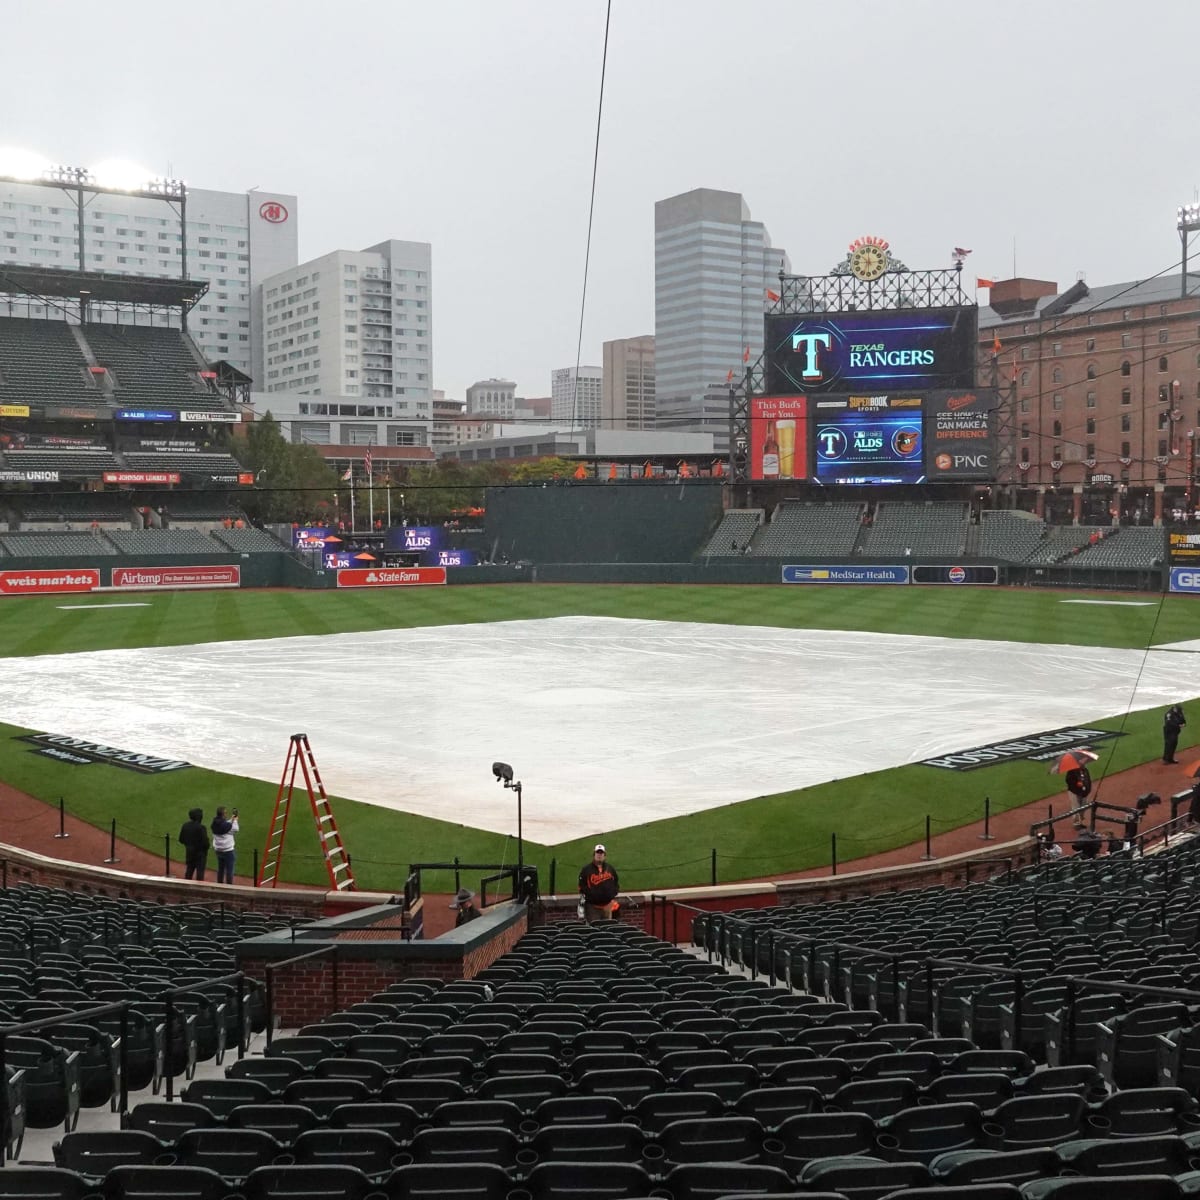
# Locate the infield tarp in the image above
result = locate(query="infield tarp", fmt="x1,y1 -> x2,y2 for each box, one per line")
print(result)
0,616 -> 1197,841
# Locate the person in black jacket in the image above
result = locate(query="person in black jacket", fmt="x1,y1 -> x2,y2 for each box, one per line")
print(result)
1164,704 -> 1186,764
450,888 -> 479,927
578,844 -> 619,923
178,808 -> 209,880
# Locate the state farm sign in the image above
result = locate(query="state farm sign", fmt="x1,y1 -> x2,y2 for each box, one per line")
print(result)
0,569 -> 100,596
111,566 -> 241,590
336,567 -> 447,588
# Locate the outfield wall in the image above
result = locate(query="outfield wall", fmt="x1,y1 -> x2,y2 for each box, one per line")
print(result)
485,480 -> 725,564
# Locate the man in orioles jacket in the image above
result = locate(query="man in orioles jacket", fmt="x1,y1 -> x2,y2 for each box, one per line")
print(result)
579,843 -> 619,923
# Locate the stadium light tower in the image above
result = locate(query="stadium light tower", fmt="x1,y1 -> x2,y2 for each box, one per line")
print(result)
1178,204 -> 1200,298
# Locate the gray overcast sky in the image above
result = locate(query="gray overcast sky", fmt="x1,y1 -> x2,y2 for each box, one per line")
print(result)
5,0 -> 1199,400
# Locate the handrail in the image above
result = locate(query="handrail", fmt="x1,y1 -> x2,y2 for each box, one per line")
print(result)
263,944 -> 340,1050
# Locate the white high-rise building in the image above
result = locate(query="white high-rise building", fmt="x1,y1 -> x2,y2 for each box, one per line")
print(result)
259,239 -> 433,445
0,178 -> 297,379
654,188 -> 789,449
467,378 -> 516,418
551,365 -> 602,426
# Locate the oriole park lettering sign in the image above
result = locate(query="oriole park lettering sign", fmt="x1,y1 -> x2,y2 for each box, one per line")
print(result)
921,724 -> 1123,771
16,733 -> 191,774
336,567 -> 447,587
0,569 -> 100,596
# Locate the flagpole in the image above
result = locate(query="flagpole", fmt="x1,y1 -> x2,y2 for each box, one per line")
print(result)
368,463 -> 374,531
350,468 -> 356,534
386,481 -> 391,527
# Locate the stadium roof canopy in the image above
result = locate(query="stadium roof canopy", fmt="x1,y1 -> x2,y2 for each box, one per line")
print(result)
0,264 -> 208,308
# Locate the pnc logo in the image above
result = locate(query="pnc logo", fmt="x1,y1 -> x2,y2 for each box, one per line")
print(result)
935,453 -> 953,471
259,201 -> 289,224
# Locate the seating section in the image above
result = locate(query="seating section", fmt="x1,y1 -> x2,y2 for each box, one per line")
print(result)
0,531 -> 118,557
1024,526 -> 1111,565
699,510 -> 763,556
0,449 -> 122,475
977,511 -> 1054,561
860,501 -> 970,557
105,529 -> 223,555
211,527 -> 289,554
0,317 -> 97,409
86,325 -> 211,409
752,500 -> 865,557
15,837 -> 1198,1200
123,452 -> 243,474
1068,527 -> 1164,568
14,493 -> 133,523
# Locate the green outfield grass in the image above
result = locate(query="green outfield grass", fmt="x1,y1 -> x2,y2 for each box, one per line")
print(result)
1,583 -> 1198,890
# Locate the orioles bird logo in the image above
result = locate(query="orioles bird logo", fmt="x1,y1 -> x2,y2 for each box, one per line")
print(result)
892,427 -> 921,457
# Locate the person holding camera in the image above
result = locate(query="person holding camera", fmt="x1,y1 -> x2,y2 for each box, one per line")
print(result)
211,806 -> 240,885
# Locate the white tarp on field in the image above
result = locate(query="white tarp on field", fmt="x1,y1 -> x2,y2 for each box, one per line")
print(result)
1,616 -> 1198,841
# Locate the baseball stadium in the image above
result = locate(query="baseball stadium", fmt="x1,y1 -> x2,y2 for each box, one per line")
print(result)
4,186 -> 1200,1199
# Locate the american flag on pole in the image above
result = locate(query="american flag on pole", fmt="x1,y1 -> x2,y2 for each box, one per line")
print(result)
341,466 -> 352,482
364,448 -> 373,477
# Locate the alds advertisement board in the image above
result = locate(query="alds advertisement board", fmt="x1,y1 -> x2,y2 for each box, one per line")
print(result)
764,307 -> 977,395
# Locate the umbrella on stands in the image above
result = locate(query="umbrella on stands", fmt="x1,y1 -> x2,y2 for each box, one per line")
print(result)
323,534 -> 343,543
353,552 -> 377,561
1047,748 -> 1099,775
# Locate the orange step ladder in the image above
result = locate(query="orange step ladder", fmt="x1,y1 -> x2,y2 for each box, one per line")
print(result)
259,733 -> 356,891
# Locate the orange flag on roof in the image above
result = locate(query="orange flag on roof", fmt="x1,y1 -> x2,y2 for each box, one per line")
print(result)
743,346 -> 750,363
725,369 -> 734,385
977,277 -> 997,288
643,461 -> 653,479
766,288 -> 781,302
992,335 -> 1002,354
607,462 -> 617,481
713,459 -> 725,477
573,463 -> 587,480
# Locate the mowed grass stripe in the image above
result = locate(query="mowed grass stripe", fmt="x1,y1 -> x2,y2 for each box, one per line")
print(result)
2,583 -> 1197,658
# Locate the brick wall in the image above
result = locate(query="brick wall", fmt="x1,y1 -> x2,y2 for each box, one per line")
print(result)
241,905 -> 529,1027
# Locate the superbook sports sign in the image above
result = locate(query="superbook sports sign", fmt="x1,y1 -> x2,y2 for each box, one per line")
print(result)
764,307 -> 976,394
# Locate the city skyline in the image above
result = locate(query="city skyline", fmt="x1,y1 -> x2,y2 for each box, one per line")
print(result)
3,0 -> 1197,402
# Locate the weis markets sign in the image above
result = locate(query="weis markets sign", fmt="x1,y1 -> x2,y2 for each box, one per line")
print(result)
921,725 -> 1122,771
0,569 -> 100,596
17,733 -> 191,774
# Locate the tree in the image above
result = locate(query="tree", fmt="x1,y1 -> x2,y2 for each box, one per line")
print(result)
231,412 -> 341,523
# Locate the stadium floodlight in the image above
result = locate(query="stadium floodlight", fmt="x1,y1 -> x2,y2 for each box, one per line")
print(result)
88,158 -> 155,192
147,177 -> 186,198
0,147 -> 52,181
491,762 -> 524,875
46,163 -> 93,186
1179,204 -> 1200,298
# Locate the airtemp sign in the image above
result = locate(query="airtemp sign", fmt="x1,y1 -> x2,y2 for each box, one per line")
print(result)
764,307 -> 976,395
